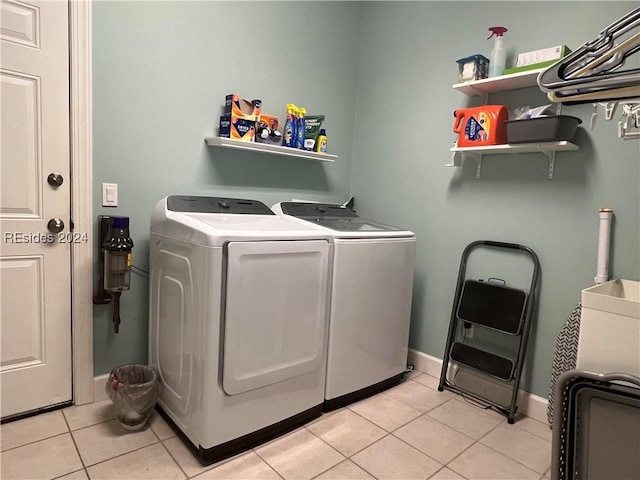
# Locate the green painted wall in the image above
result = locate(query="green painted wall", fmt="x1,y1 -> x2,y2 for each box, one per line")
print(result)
350,1 -> 640,398
93,1 -> 640,400
92,1 -> 363,374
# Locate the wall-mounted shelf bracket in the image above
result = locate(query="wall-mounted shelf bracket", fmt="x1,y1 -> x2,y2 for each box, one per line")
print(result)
447,141 -> 578,179
469,152 -> 482,179
446,150 -> 482,178
446,148 -> 462,167
537,145 -> 556,179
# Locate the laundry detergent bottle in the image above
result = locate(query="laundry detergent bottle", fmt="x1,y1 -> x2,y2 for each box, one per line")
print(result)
315,129 -> 327,153
488,26 -> 508,77
453,105 -> 508,146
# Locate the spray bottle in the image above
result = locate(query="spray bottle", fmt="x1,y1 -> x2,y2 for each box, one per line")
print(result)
296,107 -> 306,149
487,26 -> 508,77
283,104 -> 297,147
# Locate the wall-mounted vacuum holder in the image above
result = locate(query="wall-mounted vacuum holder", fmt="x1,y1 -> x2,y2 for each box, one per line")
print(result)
93,215 -> 134,333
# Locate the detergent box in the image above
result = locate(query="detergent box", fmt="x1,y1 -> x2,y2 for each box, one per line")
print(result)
219,115 -> 255,142
224,94 -> 262,121
503,45 -> 571,75
255,114 -> 281,144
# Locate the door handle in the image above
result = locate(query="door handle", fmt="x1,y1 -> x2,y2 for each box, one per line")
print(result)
47,173 -> 64,187
47,218 -> 65,233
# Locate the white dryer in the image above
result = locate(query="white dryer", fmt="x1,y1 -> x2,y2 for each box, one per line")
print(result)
272,202 -> 416,410
149,196 -> 332,463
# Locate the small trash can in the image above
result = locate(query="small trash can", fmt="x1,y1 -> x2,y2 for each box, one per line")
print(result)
106,364 -> 159,431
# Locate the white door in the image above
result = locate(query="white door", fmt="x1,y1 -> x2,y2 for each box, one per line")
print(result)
1,0 -> 72,418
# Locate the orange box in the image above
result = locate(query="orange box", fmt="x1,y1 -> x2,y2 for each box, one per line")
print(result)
224,94 -> 262,121
258,114 -> 279,131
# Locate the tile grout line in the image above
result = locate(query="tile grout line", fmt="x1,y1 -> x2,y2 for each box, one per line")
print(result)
346,431 -> 394,480
511,420 -> 554,442
389,430 -> 444,468
61,408 -> 90,479
146,418 -> 191,478
77,431 -> 162,471
346,394 -> 423,433
417,405 -> 477,443
0,430 -> 71,454
50,468 -> 89,480
420,401 -> 505,478
306,405 -> 437,478
0,410 -> 71,454
428,465 -> 470,480
476,437 -> 551,476
446,416 -> 549,477
250,445 -> 286,480
82,441 -> 167,471
155,436 -> 190,479
440,438 -> 477,479
476,415 -> 553,475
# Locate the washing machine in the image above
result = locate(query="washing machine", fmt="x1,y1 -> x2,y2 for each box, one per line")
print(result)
148,195 -> 332,463
272,202 -> 416,410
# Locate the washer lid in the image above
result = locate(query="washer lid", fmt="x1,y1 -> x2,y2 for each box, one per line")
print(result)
152,196 -> 332,246
274,202 -> 415,238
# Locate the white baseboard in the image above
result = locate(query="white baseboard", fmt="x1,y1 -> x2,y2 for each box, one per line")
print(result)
92,351 -> 548,423
93,374 -> 110,403
408,348 -> 549,424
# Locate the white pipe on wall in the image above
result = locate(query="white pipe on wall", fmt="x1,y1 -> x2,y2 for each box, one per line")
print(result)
595,208 -> 614,285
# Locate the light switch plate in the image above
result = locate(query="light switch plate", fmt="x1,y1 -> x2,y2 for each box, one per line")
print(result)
102,183 -> 118,207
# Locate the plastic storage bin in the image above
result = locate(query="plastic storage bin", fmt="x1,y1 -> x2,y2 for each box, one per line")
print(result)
576,279 -> 640,376
505,115 -> 581,144
456,54 -> 489,82
106,364 -> 159,431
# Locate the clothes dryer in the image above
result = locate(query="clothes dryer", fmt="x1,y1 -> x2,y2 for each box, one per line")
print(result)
149,196 -> 331,463
272,202 -> 416,410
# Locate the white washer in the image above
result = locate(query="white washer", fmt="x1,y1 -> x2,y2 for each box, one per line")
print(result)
149,196 -> 332,463
272,202 -> 416,409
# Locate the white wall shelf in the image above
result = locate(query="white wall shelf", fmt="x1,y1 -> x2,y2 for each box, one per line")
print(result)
446,141 -> 579,179
205,137 -> 337,163
448,66 -> 580,179
453,68 -> 545,97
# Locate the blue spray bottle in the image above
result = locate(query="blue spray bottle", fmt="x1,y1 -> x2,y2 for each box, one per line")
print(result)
296,107 -> 306,149
284,104 -> 298,147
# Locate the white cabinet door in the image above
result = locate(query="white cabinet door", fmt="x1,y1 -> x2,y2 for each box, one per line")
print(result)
1,0 -> 72,418
223,240 -> 329,395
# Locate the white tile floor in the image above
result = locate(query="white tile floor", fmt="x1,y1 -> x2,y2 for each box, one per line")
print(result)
0,371 -> 553,480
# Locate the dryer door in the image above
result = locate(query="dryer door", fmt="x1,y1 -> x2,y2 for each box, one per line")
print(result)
222,240 -> 329,395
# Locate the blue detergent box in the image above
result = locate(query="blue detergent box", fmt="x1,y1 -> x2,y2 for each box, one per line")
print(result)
219,115 -> 255,142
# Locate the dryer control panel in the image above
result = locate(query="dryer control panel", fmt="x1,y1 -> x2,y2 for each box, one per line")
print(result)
167,196 -> 274,215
